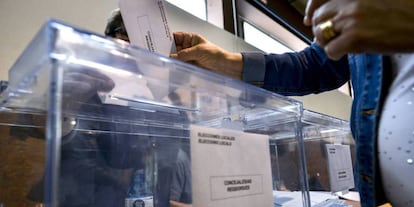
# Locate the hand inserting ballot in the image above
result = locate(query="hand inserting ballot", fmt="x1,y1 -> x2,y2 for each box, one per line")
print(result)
62,67 -> 115,111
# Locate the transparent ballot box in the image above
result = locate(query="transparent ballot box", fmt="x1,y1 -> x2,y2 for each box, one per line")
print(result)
301,110 -> 356,205
0,20 -> 310,207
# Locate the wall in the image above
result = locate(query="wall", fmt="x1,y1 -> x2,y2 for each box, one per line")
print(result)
0,0 -> 351,120
0,0 -> 117,79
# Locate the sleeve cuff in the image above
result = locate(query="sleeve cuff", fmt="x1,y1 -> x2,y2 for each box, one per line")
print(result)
241,52 -> 266,83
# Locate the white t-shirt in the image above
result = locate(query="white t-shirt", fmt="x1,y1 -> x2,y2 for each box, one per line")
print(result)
378,53 -> 414,207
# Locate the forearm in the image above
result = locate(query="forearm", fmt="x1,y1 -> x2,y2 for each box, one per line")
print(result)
219,52 -> 243,80
242,43 -> 350,96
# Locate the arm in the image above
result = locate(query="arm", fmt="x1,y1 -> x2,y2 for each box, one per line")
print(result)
172,32 -> 349,96
242,43 -> 349,96
171,32 -> 243,80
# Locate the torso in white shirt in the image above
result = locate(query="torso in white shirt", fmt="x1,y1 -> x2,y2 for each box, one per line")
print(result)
378,53 -> 414,207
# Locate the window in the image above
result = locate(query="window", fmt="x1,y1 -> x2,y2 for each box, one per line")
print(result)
243,22 -> 293,54
236,0 -> 309,52
165,0 -> 207,21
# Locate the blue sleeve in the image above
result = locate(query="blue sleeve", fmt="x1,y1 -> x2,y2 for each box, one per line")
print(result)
242,43 -> 350,96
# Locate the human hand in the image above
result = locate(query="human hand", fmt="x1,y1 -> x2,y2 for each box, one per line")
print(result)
171,32 -> 243,80
312,0 -> 414,60
303,0 -> 329,26
62,68 -> 115,113
60,68 -> 114,135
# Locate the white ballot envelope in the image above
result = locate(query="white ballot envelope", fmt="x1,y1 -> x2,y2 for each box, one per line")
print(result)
101,0 -> 177,105
190,125 -> 274,207
118,0 -> 176,56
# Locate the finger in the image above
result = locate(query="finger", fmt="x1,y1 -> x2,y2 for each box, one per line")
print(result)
88,76 -> 114,92
173,32 -> 186,51
65,72 -> 114,92
304,0 -> 328,26
173,32 -> 186,45
175,46 -> 202,62
313,18 -> 339,47
169,53 -> 178,59
173,32 -> 198,50
63,80 -> 93,94
324,32 -> 350,60
66,67 -> 113,84
181,33 -> 193,49
312,1 -> 338,26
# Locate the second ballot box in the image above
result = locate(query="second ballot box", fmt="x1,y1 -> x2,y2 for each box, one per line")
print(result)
301,110 -> 355,192
302,109 -> 356,205
271,109 -> 356,206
